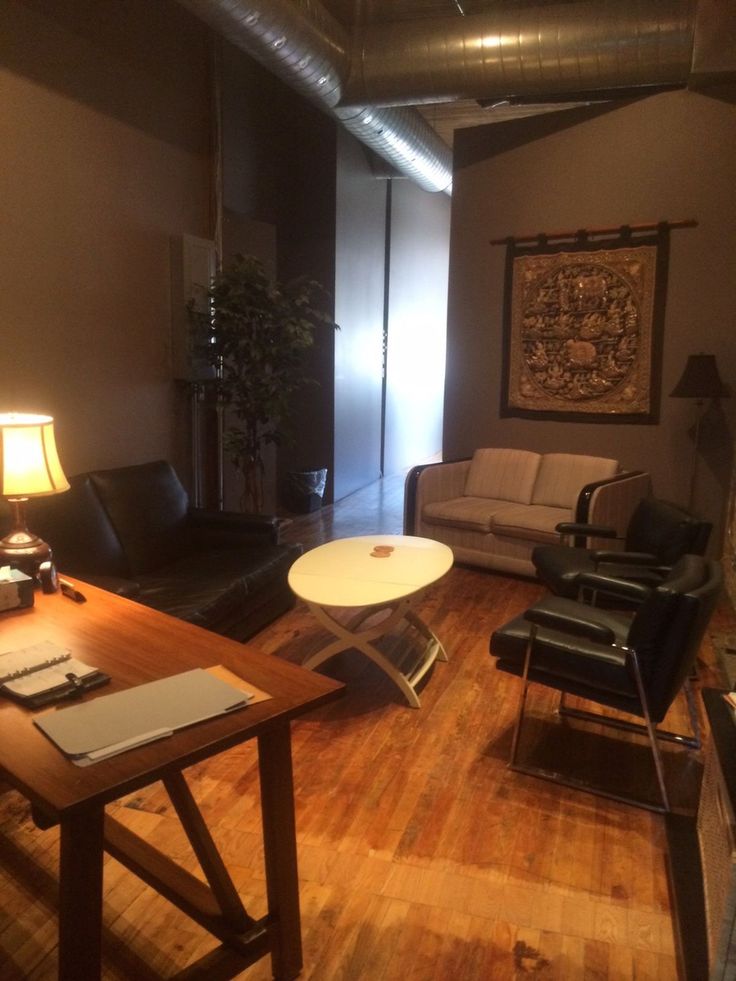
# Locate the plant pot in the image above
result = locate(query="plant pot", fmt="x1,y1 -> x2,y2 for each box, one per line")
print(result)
286,468 -> 327,514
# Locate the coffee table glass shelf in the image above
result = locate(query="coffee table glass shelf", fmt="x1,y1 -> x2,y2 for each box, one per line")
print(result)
288,534 -> 453,707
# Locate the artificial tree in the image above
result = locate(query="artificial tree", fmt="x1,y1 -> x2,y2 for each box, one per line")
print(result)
189,253 -> 337,512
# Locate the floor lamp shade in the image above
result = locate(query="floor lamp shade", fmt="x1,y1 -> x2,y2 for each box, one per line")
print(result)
0,413 -> 70,573
670,354 -> 728,400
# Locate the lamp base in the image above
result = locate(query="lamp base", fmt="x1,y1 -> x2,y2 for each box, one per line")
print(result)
0,499 -> 51,577
0,534 -> 51,578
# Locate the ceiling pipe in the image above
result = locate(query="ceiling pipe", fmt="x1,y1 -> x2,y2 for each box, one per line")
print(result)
176,0 -> 718,196
177,0 -> 453,193
342,0 -> 697,108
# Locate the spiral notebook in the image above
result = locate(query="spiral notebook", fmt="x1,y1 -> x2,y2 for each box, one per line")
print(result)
0,640 -> 109,707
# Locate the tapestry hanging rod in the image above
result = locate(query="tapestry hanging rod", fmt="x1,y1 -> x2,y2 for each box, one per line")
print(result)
490,218 -> 697,246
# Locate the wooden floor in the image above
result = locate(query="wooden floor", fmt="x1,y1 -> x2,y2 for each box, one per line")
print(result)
0,473 -> 732,979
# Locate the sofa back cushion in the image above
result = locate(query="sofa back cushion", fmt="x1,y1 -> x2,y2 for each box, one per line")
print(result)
531,454 -> 619,509
464,449 -> 541,504
32,474 -> 130,578
89,461 -> 190,575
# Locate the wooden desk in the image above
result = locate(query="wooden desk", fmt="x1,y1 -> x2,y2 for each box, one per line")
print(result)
0,579 -> 344,980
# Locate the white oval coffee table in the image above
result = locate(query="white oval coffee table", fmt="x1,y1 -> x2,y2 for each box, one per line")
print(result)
288,535 -> 453,707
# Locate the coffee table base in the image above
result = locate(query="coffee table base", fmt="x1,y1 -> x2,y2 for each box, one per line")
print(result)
302,595 -> 447,708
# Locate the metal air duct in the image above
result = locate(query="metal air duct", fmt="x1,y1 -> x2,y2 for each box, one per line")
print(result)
177,0 -> 453,193
342,0 -> 696,108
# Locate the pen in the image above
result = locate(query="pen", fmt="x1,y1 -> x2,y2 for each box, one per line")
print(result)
59,579 -> 87,603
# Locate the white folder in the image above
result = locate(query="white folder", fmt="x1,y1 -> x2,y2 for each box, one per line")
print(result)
35,668 -> 251,765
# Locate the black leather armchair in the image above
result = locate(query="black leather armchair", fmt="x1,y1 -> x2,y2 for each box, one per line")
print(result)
532,497 -> 712,600
490,554 -> 722,811
31,460 -> 303,641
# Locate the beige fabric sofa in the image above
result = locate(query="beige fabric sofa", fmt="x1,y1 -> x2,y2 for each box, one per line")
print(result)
404,448 -> 651,577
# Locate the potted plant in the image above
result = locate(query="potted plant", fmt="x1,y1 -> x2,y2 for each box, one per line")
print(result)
189,253 -> 337,512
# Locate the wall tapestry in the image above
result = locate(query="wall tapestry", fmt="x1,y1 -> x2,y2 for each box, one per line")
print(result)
500,228 -> 669,423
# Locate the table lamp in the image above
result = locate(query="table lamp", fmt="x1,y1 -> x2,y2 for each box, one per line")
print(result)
670,354 -> 729,509
0,413 -> 70,575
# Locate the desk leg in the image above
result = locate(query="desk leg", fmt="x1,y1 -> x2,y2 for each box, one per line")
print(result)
258,724 -> 302,981
59,805 -> 104,981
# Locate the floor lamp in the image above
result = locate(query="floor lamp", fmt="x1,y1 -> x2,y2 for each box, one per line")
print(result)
670,354 -> 729,510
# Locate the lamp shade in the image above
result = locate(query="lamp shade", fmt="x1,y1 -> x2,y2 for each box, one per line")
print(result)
0,413 -> 70,498
670,354 -> 729,400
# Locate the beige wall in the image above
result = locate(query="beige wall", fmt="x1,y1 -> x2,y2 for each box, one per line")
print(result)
0,0 -> 211,479
446,88 -> 736,551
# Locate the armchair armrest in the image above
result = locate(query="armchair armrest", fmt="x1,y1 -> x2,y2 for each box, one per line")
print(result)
590,550 -> 658,567
188,508 -> 280,548
524,600 -> 616,645
575,571 -> 652,604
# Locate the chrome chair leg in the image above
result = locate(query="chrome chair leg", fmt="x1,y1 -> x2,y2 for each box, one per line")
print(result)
683,676 -> 702,750
508,640 -> 673,812
509,627 -> 535,768
629,650 -> 670,812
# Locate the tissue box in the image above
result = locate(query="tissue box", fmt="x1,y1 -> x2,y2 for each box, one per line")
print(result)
0,568 -> 35,613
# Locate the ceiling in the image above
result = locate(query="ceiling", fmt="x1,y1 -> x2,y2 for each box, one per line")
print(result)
320,0 -> 605,145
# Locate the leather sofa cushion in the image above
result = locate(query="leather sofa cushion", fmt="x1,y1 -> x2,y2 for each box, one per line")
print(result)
464,449 -> 541,504
89,461 -> 190,576
32,474 -> 130,578
136,544 -> 300,631
491,504 -> 570,543
422,496 -> 514,532
531,454 -> 619,509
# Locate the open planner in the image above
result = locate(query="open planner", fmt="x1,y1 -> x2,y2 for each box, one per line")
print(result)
0,640 -> 110,707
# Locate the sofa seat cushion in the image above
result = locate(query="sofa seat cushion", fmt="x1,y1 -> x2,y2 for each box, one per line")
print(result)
464,448 -> 541,503
491,504 -> 572,544
136,545 -> 300,631
531,453 -> 619,508
422,496 -> 516,532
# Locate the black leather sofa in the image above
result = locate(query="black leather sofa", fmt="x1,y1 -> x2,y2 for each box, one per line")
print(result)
31,460 -> 302,641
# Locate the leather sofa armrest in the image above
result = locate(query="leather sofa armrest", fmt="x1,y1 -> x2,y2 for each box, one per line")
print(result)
404,459 -> 471,534
75,574 -> 142,598
187,508 -> 280,547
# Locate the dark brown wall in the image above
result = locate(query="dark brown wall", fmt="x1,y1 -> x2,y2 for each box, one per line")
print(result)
219,41 -> 338,508
447,88 -> 736,551
0,0 -> 211,479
